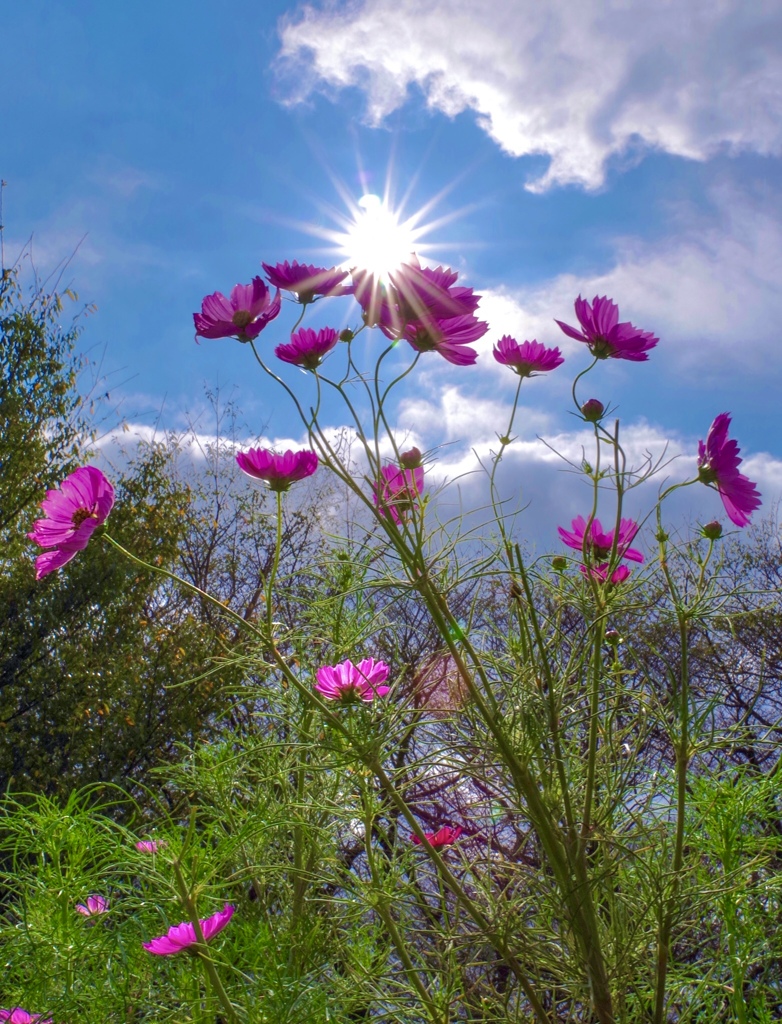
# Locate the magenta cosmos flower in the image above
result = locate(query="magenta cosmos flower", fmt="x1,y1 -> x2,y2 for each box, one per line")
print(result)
402,313 -> 488,366
373,464 -> 425,523
136,839 -> 166,853
194,277 -> 281,343
75,894 -> 109,916
352,258 -> 478,330
697,413 -> 761,527
411,825 -> 463,847
0,1011 -> 52,1024
558,516 -> 644,563
315,658 -> 391,702
493,336 -> 564,377
352,257 -> 486,364
580,563 -> 632,585
262,260 -> 350,303
236,448 -> 318,492
28,466 -> 115,580
388,258 -> 480,324
555,295 -> 658,362
275,326 -> 339,369
143,903 -> 235,956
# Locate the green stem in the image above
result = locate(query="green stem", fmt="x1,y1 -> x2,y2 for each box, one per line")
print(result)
291,705 -> 314,937
488,375 -> 524,527
571,356 -> 599,411
652,509 -> 691,1024
580,628 -> 603,846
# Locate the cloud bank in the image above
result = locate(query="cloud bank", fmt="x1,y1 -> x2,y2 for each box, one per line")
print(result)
277,0 -> 782,190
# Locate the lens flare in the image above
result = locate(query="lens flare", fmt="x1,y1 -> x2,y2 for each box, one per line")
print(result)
340,195 -> 419,281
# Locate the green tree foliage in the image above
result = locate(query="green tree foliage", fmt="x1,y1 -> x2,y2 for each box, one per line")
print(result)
0,274 -> 233,800
0,264 -> 86,540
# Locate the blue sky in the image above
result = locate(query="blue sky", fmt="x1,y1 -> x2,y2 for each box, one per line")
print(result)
3,0 -> 780,547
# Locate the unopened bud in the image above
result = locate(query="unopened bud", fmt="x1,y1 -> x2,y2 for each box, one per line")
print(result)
339,328 -> 354,342
581,398 -> 605,422
399,447 -> 423,469
552,556 -> 567,571
605,629 -> 622,645
701,520 -> 723,540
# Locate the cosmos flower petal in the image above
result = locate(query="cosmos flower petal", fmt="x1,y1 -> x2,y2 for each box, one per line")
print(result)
0,1012 -> 53,1024
697,413 -> 761,527
143,904 -> 234,956
373,464 -> 425,523
556,295 -> 658,361
28,467 -> 114,579
262,260 -> 350,299
194,278 -> 280,342
411,825 -> 463,847
315,658 -> 390,702
275,327 -> 340,369
558,515 -> 644,565
236,448 -> 318,491
493,336 -> 564,376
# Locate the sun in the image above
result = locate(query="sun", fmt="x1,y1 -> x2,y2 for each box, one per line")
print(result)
282,156 -> 473,285
338,194 -> 421,282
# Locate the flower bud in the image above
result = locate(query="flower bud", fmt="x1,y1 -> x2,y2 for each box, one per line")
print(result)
701,520 -> 723,540
581,398 -> 605,422
552,556 -> 567,571
605,629 -> 622,645
339,328 -> 354,343
399,447 -> 423,469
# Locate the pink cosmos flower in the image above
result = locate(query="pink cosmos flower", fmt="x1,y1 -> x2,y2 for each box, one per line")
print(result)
388,258 -> 480,323
373,464 -> 425,523
236,448 -> 318,491
314,658 -> 391,702
493,336 -> 564,377
143,903 -> 235,956
135,839 -> 166,853
0,1011 -> 52,1024
75,894 -> 108,916
697,413 -> 761,527
28,466 -> 115,580
401,313 -> 488,366
558,516 -> 644,563
194,277 -> 281,342
275,327 -> 339,369
579,563 -> 632,585
262,260 -> 350,302
555,296 -> 658,361
411,825 -> 464,847
352,257 -> 483,366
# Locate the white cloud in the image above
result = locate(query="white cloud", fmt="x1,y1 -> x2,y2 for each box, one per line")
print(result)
277,0 -> 782,190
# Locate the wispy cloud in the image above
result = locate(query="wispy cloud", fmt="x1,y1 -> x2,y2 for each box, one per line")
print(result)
277,0 -> 782,190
